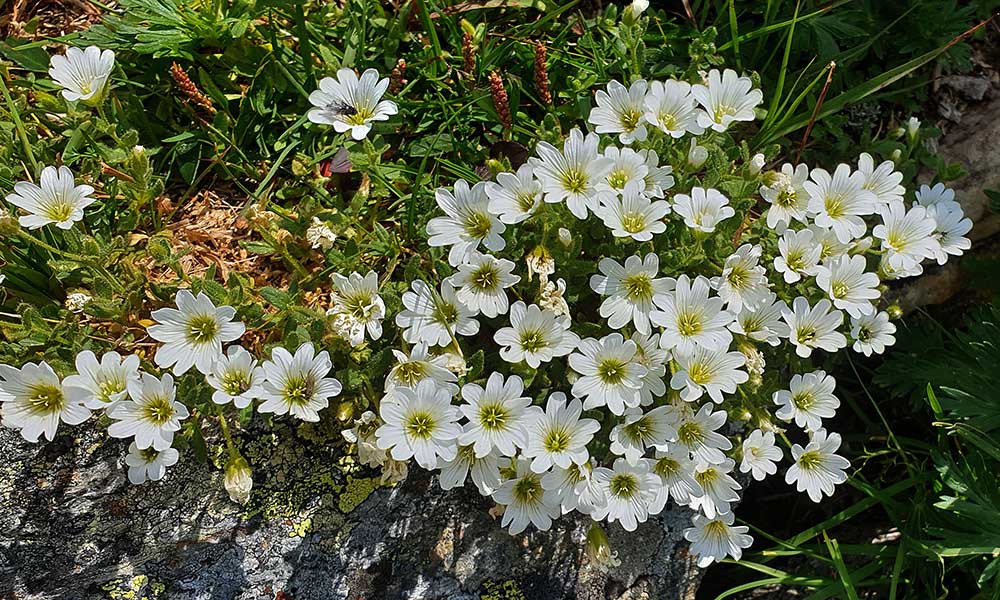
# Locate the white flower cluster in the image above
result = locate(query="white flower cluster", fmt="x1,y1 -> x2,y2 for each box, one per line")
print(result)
342,69 -> 973,567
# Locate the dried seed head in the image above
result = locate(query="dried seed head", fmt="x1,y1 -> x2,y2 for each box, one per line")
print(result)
488,71 -> 511,130
170,62 -> 216,115
389,58 -> 407,94
534,42 -> 552,106
461,31 -> 476,76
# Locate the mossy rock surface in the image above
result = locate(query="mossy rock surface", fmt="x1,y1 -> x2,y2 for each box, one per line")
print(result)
0,420 -> 702,600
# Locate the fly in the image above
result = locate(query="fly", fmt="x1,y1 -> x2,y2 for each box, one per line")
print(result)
327,101 -> 357,118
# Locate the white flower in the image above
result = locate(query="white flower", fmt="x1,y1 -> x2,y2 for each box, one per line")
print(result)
147,290 -> 245,376
427,179 -> 506,267
851,311 -> 896,356
306,217 -> 337,249
6,165 -> 97,230
598,146 -> 648,193
872,201 -> 939,272
522,392 -> 600,473
805,164 -> 876,243
786,429 -> 851,502
587,79 -> 649,144
649,446 -> 703,510
675,404 -> 732,465
905,116 -> 921,139
774,228 -> 822,283
809,223 -> 852,261
815,255 -> 880,318
108,372 -> 188,451
396,280 -> 480,347
592,458 -> 660,531
125,443 -> 179,485
437,446 -> 503,496
685,511 -> 753,567
595,182 -> 670,242
530,128 -> 612,219
691,69 -> 763,132
631,332 -> 669,405
774,370 -> 839,431
651,274 -> 734,354
926,203 -> 972,265
569,333 -> 647,415
0,361 -> 90,442
492,457 -> 561,534
672,187 -> 735,233
782,297 -> 846,358
914,183 -> 961,212
65,292 -> 92,313
542,462 -> 603,516
447,252 -> 520,318
609,406 -> 677,463
760,163 -> 810,231
590,253 -> 674,335
689,458 -> 742,518
327,270 -> 385,346
494,301 -> 579,368
375,378 -> 461,469
740,429 -> 782,481
257,343 -> 342,422
857,152 -> 904,206
486,164 -> 543,224
713,244 -> 769,312
687,138 -> 709,168
671,346 -> 748,404
63,351 -> 140,411
638,150 -> 675,198
49,45 -> 114,104
728,293 -> 789,346
343,410 -> 387,468
385,343 -> 457,392
307,68 -> 398,140
205,345 -> 264,409
458,372 -> 532,458
644,79 -> 704,137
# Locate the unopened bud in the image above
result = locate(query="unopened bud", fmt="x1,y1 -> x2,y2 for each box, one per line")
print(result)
749,153 -> 765,175
557,227 -> 572,247
224,454 -> 253,505
585,523 -> 621,571
688,139 -> 708,169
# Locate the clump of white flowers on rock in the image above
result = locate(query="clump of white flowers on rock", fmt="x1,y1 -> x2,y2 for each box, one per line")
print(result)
0,50 -> 974,570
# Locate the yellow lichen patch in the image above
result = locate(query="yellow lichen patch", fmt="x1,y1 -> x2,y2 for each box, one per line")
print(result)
288,517 -> 312,538
481,580 -> 527,600
100,574 -> 164,600
337,476 -> 380,513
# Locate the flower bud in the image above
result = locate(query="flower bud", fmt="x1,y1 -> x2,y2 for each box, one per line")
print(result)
585,523 -> 621,571
557,227 -> 573,247
749,153 -> 765,175
890,148 -> 902,162
905,116 -> 920,140
886,303 -> 903,319
688,139 -> 708,169
224,454 -> 253,505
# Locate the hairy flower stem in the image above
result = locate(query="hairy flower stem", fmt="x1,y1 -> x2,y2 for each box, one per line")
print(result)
216,408 -> 238,456
17,230 -> 125,294
0,73 -> 40,174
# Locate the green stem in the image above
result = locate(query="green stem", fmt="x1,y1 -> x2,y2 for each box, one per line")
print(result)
17,230 -> 124,293
217,410 -> 238,456
0,72 -> 40,174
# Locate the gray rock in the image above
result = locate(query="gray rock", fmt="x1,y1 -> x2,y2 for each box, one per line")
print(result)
0,419 -> 701,600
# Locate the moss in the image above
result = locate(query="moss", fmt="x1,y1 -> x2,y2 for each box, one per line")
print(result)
480,580 -> 527,600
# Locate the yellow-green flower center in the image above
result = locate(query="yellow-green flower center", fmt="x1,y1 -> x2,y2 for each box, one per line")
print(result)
560,169 -> 589,194
519,329 -> 547,353
478,402 -> 509,431
432,302 -> 459,326
654,457 -> 679,478
471,265 -> 498,291
222,370 -> 251,396
831,281 -> 849,299
624,416 -> 654,443
687,362 -> 712,385
704,519 -> 728,538
143,395 -> 176,425
515,192 -> 537,212
607,169 -> 631,189
512,474 -> 543,503
405,411 -> 437,439
791,391 -> 815,410
394,361 -> 426,387
284,375 -> 314,407
609,473 -> 639,497
797,327 -> 817,344
44,200 -> 75,223
798,450 -> 823,470
543,428 -> 571,453
597,358 -> 629,385
464,211 -> 494,239
824,195 -> 845,218
620,109 -> 642,131
621,212 -> 647,234
27,384 -> 66,415
622,273 -> 653,302
677,422 -> 705,446
186,315 -> 219,344
678,312 -> 703,337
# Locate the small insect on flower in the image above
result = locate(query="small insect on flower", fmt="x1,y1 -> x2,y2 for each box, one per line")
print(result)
0,361 -> 91,443
257,343 -> 343,422
307,68 -> 398,140
147,290 -> 246,376
6,166 -> 97,230
49,45 -> 115,105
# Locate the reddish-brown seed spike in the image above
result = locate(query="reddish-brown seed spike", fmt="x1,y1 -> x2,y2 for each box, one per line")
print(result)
488,71 -> 511,131
461,31 -> 476,76
389,58 -> 407,94
534,42 -> 552,106
170,62 -> 216,115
